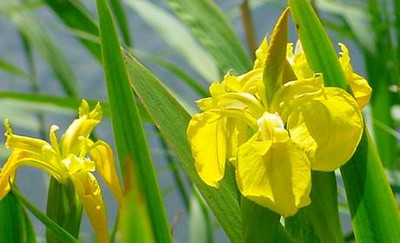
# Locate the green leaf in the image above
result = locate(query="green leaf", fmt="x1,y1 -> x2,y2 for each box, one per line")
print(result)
123,50 -> 242,242
288,0 -> 347,89
159,130 -> 191,210
241,197 -> 293,243
365,0 -> 397,169
0,91 -> 157,123
0,58 -> 31,81
109,0 -> 132,47
43,0 -> 101,60
125,0 -> 218,82
288,0 -> 400,241
341,130 -> 400,242
10,186 -> 78,243
0,2 -> 78,97
120,163 -> 155,243
134,50 -> 208,97
316,1 -> 374,52
189,192 -> 213,243
0,92 -> 109,115
165,0 -> 252,74
0,193 -> 37,243
96,0 -> 172,242
286,172 -> 344,243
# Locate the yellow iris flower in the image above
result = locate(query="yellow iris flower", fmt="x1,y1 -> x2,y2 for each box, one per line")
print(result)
187,10 -> 370,217
0,100 -> 124,243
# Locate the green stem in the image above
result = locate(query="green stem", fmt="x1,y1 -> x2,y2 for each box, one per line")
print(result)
240,0 -> 257,58
46,178 -> 82,242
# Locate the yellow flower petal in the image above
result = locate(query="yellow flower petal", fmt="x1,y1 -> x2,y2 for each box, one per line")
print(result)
187,111 -> 227,187
257,112 -> 289,143
253,37 -> 269,69
288,87 -> 364,171
236,134 -> 311,217
0,149 -> 64,200
287,41 -> 314,79
0,151 -> 22,199
1,121 -> 66,196
88,140 -> 125,204
226,118 -> 248,166
62,154 -> 95,174
339,43 -> 372,109
196,92 -> 264,119
4,119 -> 48,156
71,172 -> 108,243
61,100 -> 102,155
49,125 -> 61,155
348,73 -> 372,109
270,75 -> 324,118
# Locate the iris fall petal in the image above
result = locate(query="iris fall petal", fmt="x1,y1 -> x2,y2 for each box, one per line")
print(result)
288,87 -> 364,171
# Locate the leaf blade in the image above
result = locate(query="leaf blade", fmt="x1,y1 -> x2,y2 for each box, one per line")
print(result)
96,0 -> 172,241
10,186 -> 78,243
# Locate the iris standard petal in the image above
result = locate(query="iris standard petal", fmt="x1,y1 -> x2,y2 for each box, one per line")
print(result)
71,172 -> 108,243
236,134 -> 311,217
88,140 -> 125,204
288,87 -> 364,171
270,75 -> 324,118
187,111 -> 227,187
197,92 -> 264,119
224,69 -> 264,95
253,37 -> 268,69
339,43 -> 372,109
61,100 -> 102,155
348,73 -> 372,109
287,41 -> 314,79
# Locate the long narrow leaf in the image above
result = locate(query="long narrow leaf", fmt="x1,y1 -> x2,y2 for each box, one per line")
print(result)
120,163 -> 154,243
0,59 -> 31,81
134,50 -> 208,97
0,92 -> 108,114
43,0 -> 101,60
366,0 -> 397,169
0,92 -> 155,122
341,130 -> 400,242
287,172 -> 344,243
242,197 -> 294,243
10,186 -> 78,243
109,0 -> 132,47
0,193 -> 37,243
96,0 -> 172,242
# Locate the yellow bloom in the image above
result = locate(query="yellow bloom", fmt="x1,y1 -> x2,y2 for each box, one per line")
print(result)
187,9 -> 366,217
0,100 -> 124,243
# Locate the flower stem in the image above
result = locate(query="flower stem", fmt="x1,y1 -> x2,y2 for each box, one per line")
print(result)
240,0 -> 257,58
